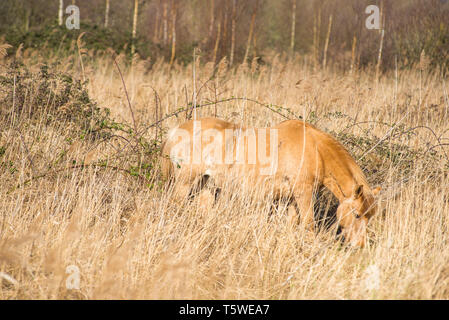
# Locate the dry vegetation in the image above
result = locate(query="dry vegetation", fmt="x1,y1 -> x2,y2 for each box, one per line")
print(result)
0,47 -> 448,299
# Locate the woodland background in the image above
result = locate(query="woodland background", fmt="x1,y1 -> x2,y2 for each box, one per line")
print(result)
1,0 -> 448,72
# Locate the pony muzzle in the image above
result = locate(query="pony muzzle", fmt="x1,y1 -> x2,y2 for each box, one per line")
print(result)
342,220 -> 367,248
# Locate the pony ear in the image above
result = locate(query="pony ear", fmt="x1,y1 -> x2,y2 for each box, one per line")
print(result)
352,184 -> 363,200
372,186 -> 381,196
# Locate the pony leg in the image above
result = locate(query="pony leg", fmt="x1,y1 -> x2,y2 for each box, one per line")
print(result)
197,188 -> 216,213
289,185 -> 315,230
170,176 -> 216,214
171,181 -> 193,203
287,204 -> 299,227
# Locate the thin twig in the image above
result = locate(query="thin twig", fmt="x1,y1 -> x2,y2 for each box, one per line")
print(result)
113,57 -> 138,135
7,163 -> 150,195
140,96 -> 303,135
358,111 -> 410,162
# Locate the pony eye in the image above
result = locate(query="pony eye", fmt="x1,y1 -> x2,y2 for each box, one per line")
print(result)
350,208 -> 361,219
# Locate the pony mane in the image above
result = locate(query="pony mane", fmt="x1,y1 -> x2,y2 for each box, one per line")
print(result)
311,127 -> 372,197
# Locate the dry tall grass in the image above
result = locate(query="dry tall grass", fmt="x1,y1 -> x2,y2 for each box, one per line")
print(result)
0,50 -> 448,299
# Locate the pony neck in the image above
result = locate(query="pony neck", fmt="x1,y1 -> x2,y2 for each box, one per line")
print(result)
322,160 -> 372,203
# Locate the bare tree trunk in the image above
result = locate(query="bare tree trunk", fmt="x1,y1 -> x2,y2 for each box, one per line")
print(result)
58,0 -> 64,26
169,1 -> 177,66
192,48 -> 198,120
316,7 -> 321,68
290,0 -> 296,54
350,34 -> 357,74
105,0 -> 110,28
322,14 -> 332,69
376,1 -> 385,82
253,32 -> 257,56
157,0 -> 163,42
313,15 -> 317,67
222,1 -> 228,52
131,0 -> 139,55
243,0 -> 259,63
153,3 -> 159,42
376,29 -> 385,82
213,21 -> 221,66
25,6 -> 31,32
163,1 -> 168,46
229,0 -> 236,66
208,0 -> 215,40
312,7 -> 321,69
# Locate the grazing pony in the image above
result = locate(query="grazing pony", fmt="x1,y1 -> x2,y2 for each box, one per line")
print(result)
161,117 -> 380,247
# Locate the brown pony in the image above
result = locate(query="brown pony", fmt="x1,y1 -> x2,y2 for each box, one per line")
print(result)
161,117 -> 380,247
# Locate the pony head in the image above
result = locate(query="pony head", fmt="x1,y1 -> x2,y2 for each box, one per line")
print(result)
336,185 -> 381,247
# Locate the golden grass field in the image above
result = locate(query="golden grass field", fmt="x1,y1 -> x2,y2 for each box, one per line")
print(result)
0,49 -> 448,299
